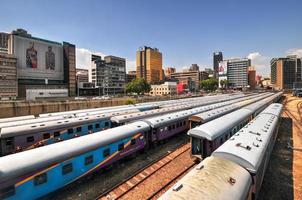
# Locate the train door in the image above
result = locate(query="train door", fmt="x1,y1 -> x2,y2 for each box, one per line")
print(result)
191,137 -> 207,159
1,137 -> 14,156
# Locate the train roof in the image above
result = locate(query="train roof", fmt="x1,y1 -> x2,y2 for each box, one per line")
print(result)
260,103 -> 283,116
212,104 -> 283,173
159,156 -> 252,200
188,93 -> 273,123
0,113 -> 113,138
0,121 -> 150,184
110,105 -> 188,124
188,109 -> 252,140
0,115 -> 35,124
242,92 -> 282,112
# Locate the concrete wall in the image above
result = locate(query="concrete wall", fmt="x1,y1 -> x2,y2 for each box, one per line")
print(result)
0,96 -> 186,118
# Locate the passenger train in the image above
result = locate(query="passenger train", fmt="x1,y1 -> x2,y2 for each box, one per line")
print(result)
0,93 -> 278,199
188,92 -> 282,159
0,93 -> 248,156
159,103 -> 283,200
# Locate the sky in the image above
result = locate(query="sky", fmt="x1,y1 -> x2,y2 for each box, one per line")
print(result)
1,0 -> 302,76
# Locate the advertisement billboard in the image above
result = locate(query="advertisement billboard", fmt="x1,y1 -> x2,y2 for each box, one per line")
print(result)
218,61 -> 227,76
12,35 -> 64,80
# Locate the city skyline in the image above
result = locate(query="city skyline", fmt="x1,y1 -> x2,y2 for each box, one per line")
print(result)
1,0 -> 302,76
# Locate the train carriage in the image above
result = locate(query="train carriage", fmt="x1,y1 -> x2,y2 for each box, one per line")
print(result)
0,121 -> 150,200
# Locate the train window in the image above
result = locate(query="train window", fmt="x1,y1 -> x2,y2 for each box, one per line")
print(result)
95,123 -> 100,129
0,185 -> 15,199
34,173 -> 47,185
62,163 -> 73,175
220,138 -> 223,145
85,155 -> 93,166
104,122 -> 109,127
26,136 -> 34,143
130,139 -> 136,145
168,126 -> 171,131
118,143 -> 124,151
54,132 -> 60,137
68,129 -> 73,134
88,125 -> 93,130
172,125 -> 175,129
5,138 -> 13,146
103,148 -> 111,158
184,121 -> 186,125
76,127 -> 82,132
43,133 -> 50,139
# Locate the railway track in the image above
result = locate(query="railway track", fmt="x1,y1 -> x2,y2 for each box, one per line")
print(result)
97,143 -> 197,200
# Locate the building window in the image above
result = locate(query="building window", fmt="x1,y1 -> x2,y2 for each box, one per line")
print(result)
118,143 -> 124,151
0,185 -> 15,199
43,133 -> 50,139
85,155 -> 93,166
76,127 -> 82,132
130,139 -> 136,145
26,136 -> 34,143
103,148 -> 110,158
68,129 -> 73,134
62,163 -> 73,175
54,131 -> 60,137
34,173 -> 47,186
88,125 -> 93,130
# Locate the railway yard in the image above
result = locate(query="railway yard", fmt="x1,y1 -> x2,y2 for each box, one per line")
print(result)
0,92 -> 301,200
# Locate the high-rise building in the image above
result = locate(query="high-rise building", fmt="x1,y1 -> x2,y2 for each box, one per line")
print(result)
91,55 -> 126,95
0,53 -> 17,99
248,67 -> 256,89
6,29 -> 76,97
226,58 -> 251,88
271,56 -> 302,90
63,42 -> 76,96
170,70 -> 209,91
0,32 -> 9,53
213,52 -> 223,79
136,46 -> 163,84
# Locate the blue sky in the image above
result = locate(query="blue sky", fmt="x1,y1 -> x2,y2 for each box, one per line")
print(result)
1,0 -> 302,76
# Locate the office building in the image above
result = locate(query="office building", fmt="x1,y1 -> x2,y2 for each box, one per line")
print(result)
0,32 -> 9,53
91,55 -> 126,95
271,56 -> 302,90
149,82 -> 177,96
6,29 -> 76,97
76,69 -> 89,83
0,53 -> 17,99
248,67 -> 256,89
136,46 -> 163,84
226,58 -> 251,88
213,52 -> 223,79
126,71 -> 136,83
171,70 -> 209,91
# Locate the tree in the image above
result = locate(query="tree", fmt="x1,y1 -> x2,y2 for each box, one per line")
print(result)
200,78 -> 218,92
126,78 -> 151,95
220,79 -> 228,89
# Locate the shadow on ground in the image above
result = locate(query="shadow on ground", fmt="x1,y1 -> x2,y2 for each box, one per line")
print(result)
259,117 -> 294,200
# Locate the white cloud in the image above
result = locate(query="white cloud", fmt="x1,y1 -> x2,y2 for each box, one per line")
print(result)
285,48 -> 302,57
247,52 -> 270,76
126,60 -> 136,72
76,48 -> 106,69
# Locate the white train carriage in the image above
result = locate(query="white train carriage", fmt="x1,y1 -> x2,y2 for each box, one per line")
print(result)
158,156 -> 253,200
212,103 -> 283,199
0,115 -> 35,124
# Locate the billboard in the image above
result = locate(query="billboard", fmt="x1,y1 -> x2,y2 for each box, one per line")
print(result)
218,61 -> 227,76
12,35 -> 64,80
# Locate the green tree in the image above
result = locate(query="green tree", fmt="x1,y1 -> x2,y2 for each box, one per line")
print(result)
200,78 -> 218,92
220,79 -> 228,89
126,78 -> 151,95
